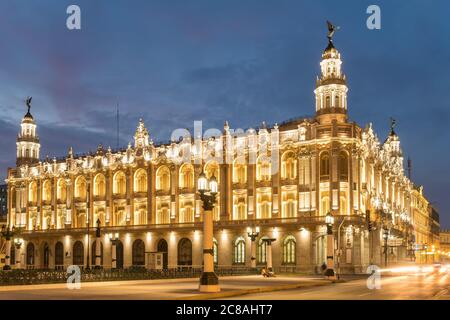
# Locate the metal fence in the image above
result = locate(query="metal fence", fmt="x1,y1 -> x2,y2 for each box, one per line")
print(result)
0,266 -> 258,286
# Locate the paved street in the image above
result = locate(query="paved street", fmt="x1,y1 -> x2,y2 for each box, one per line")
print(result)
0,275 -> 325,300
222,273 -> 450,300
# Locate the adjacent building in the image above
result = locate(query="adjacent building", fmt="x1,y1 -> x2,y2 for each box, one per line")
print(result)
5,32 -> 435,272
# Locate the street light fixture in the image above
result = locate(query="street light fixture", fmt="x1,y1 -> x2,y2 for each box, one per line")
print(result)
94,219 -> 102,270
324,212 -> 336,279
247,226 -> 260,269
197,171 -> 220,293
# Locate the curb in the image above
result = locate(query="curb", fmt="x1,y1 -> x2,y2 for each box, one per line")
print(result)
180,280 -> 339,300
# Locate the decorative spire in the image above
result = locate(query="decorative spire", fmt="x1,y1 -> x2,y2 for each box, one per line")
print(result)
25,96 -> 33,119
390,117 -> 397,136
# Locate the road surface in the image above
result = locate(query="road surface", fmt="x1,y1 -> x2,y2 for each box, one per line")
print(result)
222,273 -> 450,300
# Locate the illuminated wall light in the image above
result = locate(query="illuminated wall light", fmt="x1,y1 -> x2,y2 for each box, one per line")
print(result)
194,230 -> 200,241
221,229 -> 228,242
272,227 -> 279,238
146,232 -> 152,242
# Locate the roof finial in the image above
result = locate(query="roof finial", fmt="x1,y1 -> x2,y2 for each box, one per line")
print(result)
390,117 -> 396,136
326,20 -> 340,42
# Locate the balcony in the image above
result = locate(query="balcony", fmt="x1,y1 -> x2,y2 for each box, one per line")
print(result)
112,193 -> 126,200
155,189 -> 170,197
255,180 -> 271,188
232,182 -> 247,190
133,191 -> 148,199
178,187 -> 195,194
280,177 -> 297,186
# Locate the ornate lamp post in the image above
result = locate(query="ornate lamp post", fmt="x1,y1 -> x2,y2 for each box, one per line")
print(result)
1,225 -> 16,270
324,212 -> 336,279
247,226 -> 260,269
108,232 -> 119,269
197,172 -> 220,293
94,219 -> 102,269
14,238 -> 23,269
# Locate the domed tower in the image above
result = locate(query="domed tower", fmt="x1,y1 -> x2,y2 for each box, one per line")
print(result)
16,97 -> 40,167
314,21 -> 348,124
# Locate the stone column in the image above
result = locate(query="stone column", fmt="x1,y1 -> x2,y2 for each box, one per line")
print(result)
3,235 -> 12,270
250,237 -> 257,269
199,209 -> 220,293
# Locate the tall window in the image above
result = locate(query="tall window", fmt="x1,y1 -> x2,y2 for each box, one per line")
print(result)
132,239 -> 145,266
257,237 -> 268,264
113,171 -> 126,195
233,194 -> 247,220
134,169 -> 147,193
29,181 -> 38,203
233,158 -> 247,184
281,152 -> 297,180
179,198 -> 194,223
156,166 -> 171,191
57,179 -> 66,202
42,180 -> 51,202
256,156 -> 271,181
282,191 -> 297,218
75,176 -> 87,199
326,95 -> 331,108
320,153 -> 330,181
339,151 -> 349,181
256,191 -> 271,219
156,200 -> 170,224
335,95 -> 340,108
233,237 -> 246,264
283,236 -> 296,264
179,164 -> 194,189
94,174 -> 106,197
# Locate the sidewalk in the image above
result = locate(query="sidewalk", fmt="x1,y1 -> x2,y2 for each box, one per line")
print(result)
0,275 -> 339,300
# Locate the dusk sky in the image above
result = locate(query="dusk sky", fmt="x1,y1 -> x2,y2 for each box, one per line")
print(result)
0,1 -> 448,226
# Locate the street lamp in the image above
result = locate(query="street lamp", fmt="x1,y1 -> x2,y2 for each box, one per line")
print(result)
247,226 -> 260,269
198,171 -> 220,293
14,238 -> 23,269
108,232 -> 119,270
1,225 -> 16,270
94,219 -> 102,269
324,212 -> 336,279
383,228 -> 389,267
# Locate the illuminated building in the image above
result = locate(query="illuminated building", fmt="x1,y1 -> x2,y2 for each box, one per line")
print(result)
5,31 -> 432,272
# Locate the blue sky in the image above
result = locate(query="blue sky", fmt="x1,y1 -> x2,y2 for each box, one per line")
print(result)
0,0 -> 449,226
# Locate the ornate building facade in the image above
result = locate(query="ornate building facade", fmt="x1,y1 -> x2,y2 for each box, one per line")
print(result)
5,34 -> 429,273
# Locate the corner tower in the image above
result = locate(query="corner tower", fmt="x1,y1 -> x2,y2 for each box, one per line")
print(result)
16,97 -> 40,167
314,22 -> 348,124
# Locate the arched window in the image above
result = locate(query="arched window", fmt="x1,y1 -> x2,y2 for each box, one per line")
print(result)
29,181 -> 37,203
55,242 -> 64,268
339,151 -> 349,181
42,180 -> 52,202
233,158 -> 247,184
257,237 -> 268,264
73,241 -> 84,267
213,238 -> 218,265
326,95 -> 331,108
156,166 -> 171,191
179,164 -> 194,189
283,236 -> 296,264
233,237 -> 245,264
157,239 -> 168,269
132,239 -> 145,266
75,176 -> 87,199
57,179 -> 66,202
134,169 -> 147,193
320,152 -> 330,181
335,95 -> 340,108
177,238 -> 192,266
26,242 -> 35,266
340,195 -> 347,215
113,171 -> 126,195
256,156 -> 271,181
204,161 -> 220,182
94,174 -> 106,197
281,152 -> 297,180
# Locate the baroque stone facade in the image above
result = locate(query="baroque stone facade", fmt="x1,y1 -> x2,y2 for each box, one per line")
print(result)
6,35 -> 430,273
